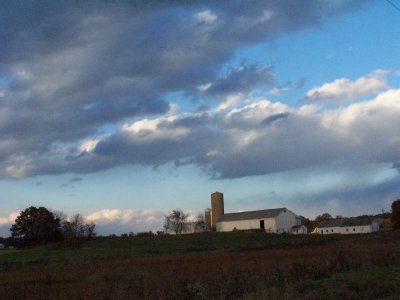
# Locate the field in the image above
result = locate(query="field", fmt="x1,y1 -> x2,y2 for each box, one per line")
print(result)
1,231 -> 400,299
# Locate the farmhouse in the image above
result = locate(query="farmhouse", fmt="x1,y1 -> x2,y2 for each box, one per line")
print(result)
206,192 -> 303,233
315,217 -> 380,234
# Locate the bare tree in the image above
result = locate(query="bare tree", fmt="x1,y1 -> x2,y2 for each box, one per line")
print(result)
52,210 -> 68,223
164,209 -> 188,234
62,214 -> 96,240
194,213 -> 207,232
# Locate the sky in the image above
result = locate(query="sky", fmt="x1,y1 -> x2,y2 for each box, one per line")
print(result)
1,0 -> 400,236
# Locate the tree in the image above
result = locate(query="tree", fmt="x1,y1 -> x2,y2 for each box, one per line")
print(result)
300,216 -> 315,233
391,199 -> 400,230
10,206 -> 63,247
164,209 -> 188,234
61,214 -> 96,241
194,213 -> 207,232
314,213 -> 333,223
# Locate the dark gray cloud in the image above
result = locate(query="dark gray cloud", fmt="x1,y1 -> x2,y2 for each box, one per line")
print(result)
392,161 -> 400,172
200,64 -> 275,98
261,112 -> 290,125
0,1 -> 365,178
69,177 -> 83,183
299,173 -> 400,217
60,177 -> 82,187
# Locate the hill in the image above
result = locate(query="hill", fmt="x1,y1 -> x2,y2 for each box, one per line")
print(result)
1,231 -> 400,299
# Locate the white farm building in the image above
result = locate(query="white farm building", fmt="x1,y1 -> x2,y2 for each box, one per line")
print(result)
206,192 -> 303,233
216,208 -> 301,233
315,217 -> 380,234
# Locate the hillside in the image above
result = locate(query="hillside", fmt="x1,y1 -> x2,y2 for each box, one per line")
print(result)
1,231 -> 400,299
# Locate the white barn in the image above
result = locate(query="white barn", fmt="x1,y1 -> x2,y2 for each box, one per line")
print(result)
315,217 -> 380,235
216,208 -> 301,233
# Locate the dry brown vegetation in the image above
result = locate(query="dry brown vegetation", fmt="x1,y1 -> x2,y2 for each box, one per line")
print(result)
1,231 -> 400,299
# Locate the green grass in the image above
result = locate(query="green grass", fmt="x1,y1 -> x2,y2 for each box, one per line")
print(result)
0,231 -> 394,271
0,231 -> 399,299
240,265 -> 400,300
289,265 -> 400,299
0,231 -> 360,264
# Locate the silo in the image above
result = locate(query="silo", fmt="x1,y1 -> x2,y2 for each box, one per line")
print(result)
211,191 -> 224,230
204,208 -> 211,231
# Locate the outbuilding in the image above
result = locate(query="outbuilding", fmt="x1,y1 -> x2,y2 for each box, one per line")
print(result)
291,224 -> 308,234
316,217 -> 379,234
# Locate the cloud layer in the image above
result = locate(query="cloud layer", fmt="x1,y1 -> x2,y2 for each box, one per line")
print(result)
2,70 -> 400,180
0,1 -> 379,179
0,209 -> 182,237
85,209 -> 167,235
88,84 -> 400,179
306,70 -> 389,102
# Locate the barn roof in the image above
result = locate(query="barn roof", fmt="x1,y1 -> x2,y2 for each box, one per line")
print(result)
318,217 -> 375,228
291,224 -> 305,229
217,208 -> 288,222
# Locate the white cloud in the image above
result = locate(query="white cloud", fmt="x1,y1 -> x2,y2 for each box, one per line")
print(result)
225,99 -> 290,126
3,84 -> 400,180
197,82 -> 211,91
85,208 -> 198,235
121,116 -> 190,142
78,138 -> 100,153
322,89 -> 400,128
0,211 -> 19,236
216,94 -> 245,111
306,70 -> 388,102
0,211 -> 19,226
194,10 -> 218,24
70,86 -> 400,179
0,209 -> 200,236
85,209 -> 165,234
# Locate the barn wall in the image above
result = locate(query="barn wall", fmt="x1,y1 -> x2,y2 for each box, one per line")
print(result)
216,218 -> 276,232
275,210 -> 300,233
371,220 -> 380,232
318,223 -> 380,234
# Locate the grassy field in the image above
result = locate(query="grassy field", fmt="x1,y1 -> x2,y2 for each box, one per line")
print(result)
1,231 -> 400,299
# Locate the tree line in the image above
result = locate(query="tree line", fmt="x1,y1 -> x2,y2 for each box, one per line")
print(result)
2,199 -> 400,247
7,206 -> 96,248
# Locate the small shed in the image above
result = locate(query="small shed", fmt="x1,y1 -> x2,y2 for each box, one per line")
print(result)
291,224 -> 308,234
